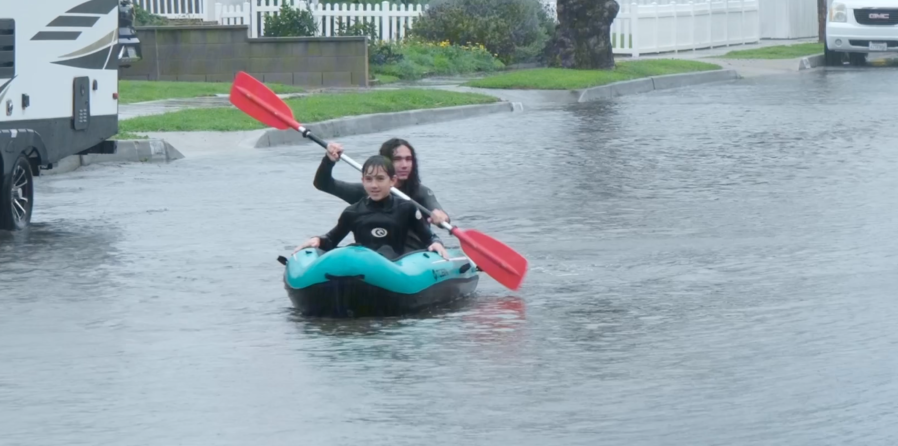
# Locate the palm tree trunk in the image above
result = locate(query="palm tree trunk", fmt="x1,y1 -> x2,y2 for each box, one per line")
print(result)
548,0 -> 621,69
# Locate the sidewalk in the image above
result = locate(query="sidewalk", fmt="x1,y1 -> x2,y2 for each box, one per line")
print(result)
627,38 -> 824,78
628,38 -> 819,60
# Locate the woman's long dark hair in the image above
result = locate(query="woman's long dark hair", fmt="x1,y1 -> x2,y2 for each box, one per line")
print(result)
379,138 -> 420,197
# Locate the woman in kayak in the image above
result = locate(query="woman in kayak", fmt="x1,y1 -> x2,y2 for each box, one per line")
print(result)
294,155 -> 450,260
313,138 -> 451,227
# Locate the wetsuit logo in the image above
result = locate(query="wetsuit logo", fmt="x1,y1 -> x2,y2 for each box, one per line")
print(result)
415,209 -> 422,220
371,228 -> 388,238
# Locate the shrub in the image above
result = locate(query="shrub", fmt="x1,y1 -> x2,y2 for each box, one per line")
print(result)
515,2 -> 555,64
369,40 -> 405,66
134,5 -> 168,26
408,0 -> 555,64
334,19 -> 399,69
264,3 -> 318,37
336,20 -> 380,42
371,38 -> 504,80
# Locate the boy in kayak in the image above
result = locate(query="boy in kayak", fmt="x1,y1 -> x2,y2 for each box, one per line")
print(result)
294,155 -> 450,260
312,138 -> 451,251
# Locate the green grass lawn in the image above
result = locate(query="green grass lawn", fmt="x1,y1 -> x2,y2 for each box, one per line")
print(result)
718,43 -> 824,59
119,89 -> 499,132
464,59 -> 722,90
110,132 -> 149,140
118,80 -> 305,104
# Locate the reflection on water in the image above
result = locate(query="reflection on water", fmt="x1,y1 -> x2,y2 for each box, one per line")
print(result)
289,295 -> 527,346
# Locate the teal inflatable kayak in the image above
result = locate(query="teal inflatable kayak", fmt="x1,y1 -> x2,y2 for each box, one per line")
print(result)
281,246 -> 480,317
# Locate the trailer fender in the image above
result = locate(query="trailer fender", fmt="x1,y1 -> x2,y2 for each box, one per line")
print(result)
1,129 -> 48,176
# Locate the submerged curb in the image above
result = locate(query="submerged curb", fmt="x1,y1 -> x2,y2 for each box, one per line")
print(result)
799,54 -> 825,70
577,69 -> 741,103
255,101 -> 523,148
42,139 -> 184,176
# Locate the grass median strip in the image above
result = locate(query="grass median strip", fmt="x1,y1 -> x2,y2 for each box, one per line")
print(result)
374,74 -> 402,85
718,43 -> 824,59
119,89 -> 500,132
463,59 -> 722,90
110,132 -> 149,140
118,80 -> 305,104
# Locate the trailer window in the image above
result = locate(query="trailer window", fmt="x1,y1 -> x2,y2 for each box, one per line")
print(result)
0,19 -> 14,79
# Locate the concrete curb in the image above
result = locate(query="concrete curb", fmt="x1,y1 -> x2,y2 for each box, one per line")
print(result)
42,139 -> 184,176
255,101 -> 523,148
799,53 -> 825,70
577,69 -> 741,103
212,92 -> 307,99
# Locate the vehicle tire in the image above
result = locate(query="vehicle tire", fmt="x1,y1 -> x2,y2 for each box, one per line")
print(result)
849,52 -> 867,66
823,45 -> 841,66
0,153 -> 35,231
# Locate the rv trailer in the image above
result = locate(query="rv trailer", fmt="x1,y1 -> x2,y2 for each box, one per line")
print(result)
0,0 -> 142,230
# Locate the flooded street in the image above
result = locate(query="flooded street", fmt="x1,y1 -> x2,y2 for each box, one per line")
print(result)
3,67 -> 898,445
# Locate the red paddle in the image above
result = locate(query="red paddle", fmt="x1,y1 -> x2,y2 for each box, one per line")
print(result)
229,71 -> 528,290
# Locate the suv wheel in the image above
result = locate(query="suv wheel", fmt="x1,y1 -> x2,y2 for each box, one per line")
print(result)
824,43 -> 844,66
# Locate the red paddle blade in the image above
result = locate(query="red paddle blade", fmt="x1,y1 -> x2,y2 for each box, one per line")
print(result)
229,71 -> 298,130
453,228 -> 528,291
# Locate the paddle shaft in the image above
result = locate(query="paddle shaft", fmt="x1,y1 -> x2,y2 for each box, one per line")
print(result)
237,85 -> 447,226
318,140 -> 451,227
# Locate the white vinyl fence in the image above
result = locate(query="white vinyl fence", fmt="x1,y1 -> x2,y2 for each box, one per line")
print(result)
210,0 -> 761,56
612,0 -> 760,56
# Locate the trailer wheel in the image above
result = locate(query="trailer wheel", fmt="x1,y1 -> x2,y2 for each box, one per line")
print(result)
0,154 -> 34,231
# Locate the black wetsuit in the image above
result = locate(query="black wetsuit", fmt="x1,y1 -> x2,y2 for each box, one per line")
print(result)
317,195 -> 442,258
313,155 -> 448,251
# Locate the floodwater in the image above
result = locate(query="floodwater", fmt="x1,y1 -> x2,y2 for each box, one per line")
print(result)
3,67 -> 898,445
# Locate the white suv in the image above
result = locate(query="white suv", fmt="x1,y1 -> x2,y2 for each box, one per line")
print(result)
825,0 -> 898,65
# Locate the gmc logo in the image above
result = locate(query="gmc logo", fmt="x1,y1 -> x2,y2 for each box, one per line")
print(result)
870,13 -> 890,19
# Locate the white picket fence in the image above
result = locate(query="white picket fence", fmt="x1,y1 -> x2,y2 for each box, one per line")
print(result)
216,2 -> 252,26
210,0 -> 760,55
135,0 -> 206,18
215,0 -> 425,40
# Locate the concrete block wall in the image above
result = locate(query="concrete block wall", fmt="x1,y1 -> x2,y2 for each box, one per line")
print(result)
122,25 -> 368,88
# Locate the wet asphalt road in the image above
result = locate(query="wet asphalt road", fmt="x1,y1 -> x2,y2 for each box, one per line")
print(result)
3,66 -> 898,445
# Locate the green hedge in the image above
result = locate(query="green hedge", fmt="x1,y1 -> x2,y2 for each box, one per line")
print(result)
371,38 -> 504,79
408,0 -> 555,65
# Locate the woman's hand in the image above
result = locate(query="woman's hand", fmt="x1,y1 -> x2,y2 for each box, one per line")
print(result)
428,209 -> 450,226
428,242 -> 450,260
293,237 -> 321,254
326,142 -> 343,162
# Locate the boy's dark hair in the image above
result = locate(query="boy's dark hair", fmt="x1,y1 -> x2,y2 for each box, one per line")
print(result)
379,138 -> 420,197
362,155 -> 395,178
